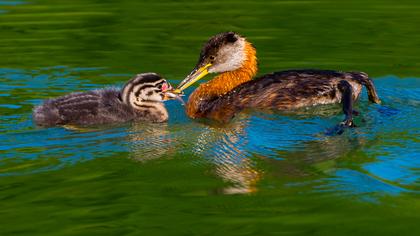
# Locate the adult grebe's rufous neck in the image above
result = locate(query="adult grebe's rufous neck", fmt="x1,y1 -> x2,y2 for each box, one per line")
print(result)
175,32 -> 258,118
187,42 -> 257,118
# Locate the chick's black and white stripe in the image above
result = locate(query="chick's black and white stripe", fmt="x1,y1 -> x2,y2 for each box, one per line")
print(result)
33,73 -> 169,127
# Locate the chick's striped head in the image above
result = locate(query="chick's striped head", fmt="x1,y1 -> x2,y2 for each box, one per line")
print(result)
122,73 -> 172,106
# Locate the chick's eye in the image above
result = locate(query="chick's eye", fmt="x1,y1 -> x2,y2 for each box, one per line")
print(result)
209,55 -> 215,61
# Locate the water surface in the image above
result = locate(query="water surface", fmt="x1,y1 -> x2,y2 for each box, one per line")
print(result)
1,0 -> 419,235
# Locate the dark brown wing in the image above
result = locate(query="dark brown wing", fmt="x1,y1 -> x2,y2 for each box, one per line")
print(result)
203,69 -> 352,121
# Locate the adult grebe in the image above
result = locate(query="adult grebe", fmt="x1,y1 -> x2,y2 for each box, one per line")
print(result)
34,73 -> 176,126
174,32 -> 381,126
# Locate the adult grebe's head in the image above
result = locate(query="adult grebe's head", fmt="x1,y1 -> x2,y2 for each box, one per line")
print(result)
176,32 -> 254,93
121,73 -> 173,107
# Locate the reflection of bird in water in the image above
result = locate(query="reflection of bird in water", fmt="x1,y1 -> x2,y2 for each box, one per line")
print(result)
33,73 -> 175,127
127,122 -> 174,162
192,121 -> 261,194
264,134 -> 369,178
174,32 -> 381,127
260,133 -> 407,198
215,157 -> 260,195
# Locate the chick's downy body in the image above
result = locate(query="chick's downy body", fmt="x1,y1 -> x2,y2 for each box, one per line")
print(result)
33,73 -> 170,127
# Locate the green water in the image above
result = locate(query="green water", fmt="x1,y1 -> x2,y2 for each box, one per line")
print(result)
1,0 -> 419,235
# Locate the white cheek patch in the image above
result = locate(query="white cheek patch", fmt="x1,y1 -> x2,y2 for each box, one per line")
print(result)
140,88 -> 162,102
149,93 -> 162,102
209,39 -> 246,73
129,91 -> 138,103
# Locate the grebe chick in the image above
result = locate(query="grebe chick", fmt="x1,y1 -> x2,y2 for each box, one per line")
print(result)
33,73 -> 174,127
175,32 -> 381,125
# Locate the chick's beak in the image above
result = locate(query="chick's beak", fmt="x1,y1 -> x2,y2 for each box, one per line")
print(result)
161,82 -> 185,104
163,91 -> 186,105
173,63 -> 212,94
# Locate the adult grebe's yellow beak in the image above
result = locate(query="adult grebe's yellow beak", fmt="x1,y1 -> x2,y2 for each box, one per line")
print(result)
173,63 -> 212,93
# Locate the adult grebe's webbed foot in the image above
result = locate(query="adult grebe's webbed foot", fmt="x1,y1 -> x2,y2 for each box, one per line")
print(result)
340,119 -> 356,127
325,120 -> 354,136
